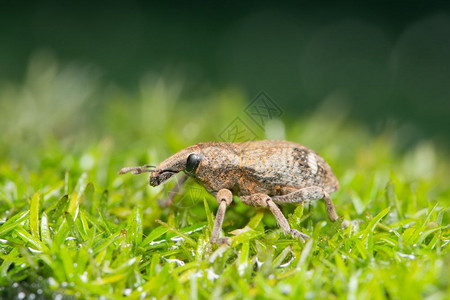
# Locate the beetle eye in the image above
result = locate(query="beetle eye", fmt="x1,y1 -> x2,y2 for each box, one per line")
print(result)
186,153 -> 201,174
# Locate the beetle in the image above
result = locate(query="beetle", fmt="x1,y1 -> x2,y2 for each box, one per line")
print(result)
119,140 -> 339,244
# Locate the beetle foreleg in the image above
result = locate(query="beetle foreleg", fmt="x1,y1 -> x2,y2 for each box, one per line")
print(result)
158,174 -> 188,207
272,186 -> 339,222
211,189 -> 233,245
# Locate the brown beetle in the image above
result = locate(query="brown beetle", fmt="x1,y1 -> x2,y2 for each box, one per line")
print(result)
119,140 -> 339,243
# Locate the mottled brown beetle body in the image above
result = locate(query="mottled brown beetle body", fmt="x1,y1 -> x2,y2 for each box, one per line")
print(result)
120,140 -> 340,243
190,140 -> 339,196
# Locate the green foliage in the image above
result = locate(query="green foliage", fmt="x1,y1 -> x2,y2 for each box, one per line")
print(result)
0,59 -> 449,299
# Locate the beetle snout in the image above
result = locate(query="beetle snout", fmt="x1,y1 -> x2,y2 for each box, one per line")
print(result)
150,171 -> 174,187
150,174 -> 160,186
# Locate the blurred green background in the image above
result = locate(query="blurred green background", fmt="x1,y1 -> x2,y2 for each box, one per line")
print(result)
1,2 -> 449,299
1,0 -> 450,145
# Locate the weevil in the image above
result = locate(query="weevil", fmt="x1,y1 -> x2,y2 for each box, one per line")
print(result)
119,140 -> 339,243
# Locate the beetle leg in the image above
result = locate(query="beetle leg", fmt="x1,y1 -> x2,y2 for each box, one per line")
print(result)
241,193 -> 309,242
272,186 -> 339,222
211,189 -> 233,244
158,174 -> 188,207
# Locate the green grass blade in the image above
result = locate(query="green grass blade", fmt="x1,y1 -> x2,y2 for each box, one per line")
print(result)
30,191 -> 40,239
141,225 -> 169,247
40,212 -> 52,246
0,210 -> 30,237
366,207 -> 390,233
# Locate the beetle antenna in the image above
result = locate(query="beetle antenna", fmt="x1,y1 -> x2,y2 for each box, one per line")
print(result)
118,165 -> 156,175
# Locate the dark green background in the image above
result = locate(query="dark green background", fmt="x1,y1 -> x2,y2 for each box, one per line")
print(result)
1,0 -> 449,142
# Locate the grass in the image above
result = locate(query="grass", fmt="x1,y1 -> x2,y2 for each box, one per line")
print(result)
0,56 -> 449,299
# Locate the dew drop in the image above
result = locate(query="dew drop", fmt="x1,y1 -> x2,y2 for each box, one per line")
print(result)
123,288 -> 132,296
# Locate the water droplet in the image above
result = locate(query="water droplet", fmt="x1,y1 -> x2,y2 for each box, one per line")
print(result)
255,257 -> 264,268
279,250 -> 296,268
164,258 -> 185,266
123,288 -> 132,296
28,248 -> 43,254
206,268 -> 219,281
170,236 -> 184,242
54,294 -> 63,300
280,283 -> 292,295
398,252 -> 416,260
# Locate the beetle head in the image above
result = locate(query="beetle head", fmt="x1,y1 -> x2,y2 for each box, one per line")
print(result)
152,153 -> 201,186
150,146 -> 203,186
119,146 -> 202,187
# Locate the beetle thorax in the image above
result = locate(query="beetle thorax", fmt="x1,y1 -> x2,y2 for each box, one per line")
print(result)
194,145 -> 241,192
